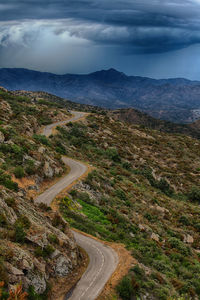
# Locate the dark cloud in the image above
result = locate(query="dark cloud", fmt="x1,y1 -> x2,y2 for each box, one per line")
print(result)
1,1 -> 200,78
0,0 -> 200,54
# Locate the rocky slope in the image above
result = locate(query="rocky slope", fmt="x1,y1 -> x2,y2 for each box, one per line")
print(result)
1,68 -> 200,123
1,86 -> 200,299
48,113 -> 200,299
0,87 -> 80,298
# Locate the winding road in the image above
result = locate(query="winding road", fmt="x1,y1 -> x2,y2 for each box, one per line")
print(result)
35,111 -> 118,300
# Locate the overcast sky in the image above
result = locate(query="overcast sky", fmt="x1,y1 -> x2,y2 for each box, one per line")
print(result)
1,0 -> 200,79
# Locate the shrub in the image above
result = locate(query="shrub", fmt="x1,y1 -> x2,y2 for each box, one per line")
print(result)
115,188 -> 127,201
34,245 -> 54,259
0,170 -> 18,191
14,166 -> 25,178
33,134 -> 50,146
122,161 -> 132,170
14,225 -> 26,244
0,281 -> 9,299
28,284 -> 50,300
5,197 -> 16,209
187,186 -> 200,203
106,147 -> 121,163
16,215 -> 31,229
52,214 -> 66,231
0,214 -> 7,227
0,261 -> 8,284
179,215 -> 190,226
168,237 -> 191,256
48,234 -> 58,244
116,276 -> 133,300
25,160 -> 36,176
38,203 -> 52,212
156,178 -> 174,196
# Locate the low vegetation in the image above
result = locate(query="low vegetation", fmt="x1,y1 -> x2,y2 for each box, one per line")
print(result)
55,114 -> 200,299
0,87 -> 200,299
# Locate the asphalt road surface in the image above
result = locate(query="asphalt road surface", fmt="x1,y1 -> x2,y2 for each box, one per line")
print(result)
35,111 -> 118,300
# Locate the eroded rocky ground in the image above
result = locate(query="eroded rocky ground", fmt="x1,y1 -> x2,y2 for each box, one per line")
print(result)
0,87 -> 82,297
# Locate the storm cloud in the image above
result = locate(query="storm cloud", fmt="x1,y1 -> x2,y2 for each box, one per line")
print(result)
1,0 -> 200,78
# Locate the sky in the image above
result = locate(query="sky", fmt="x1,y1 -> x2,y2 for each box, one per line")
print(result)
1,0 -> 200,79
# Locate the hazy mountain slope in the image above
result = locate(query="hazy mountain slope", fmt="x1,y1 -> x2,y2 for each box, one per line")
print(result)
1,68 -> 200,123
112,108 -> 200,139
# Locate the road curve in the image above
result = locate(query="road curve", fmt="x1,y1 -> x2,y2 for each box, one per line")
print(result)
67,231 -> 118,300
42,111 -> 86,137
35,111 -> 119,300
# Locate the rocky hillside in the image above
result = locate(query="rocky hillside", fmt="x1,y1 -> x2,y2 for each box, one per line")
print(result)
47,113 -> 200,299
0,87 -> 81,298
1,86 -> 200,299
1,68 -> 200,123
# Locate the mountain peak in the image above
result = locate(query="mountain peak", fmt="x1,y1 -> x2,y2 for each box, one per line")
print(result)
89,68 -> 126,80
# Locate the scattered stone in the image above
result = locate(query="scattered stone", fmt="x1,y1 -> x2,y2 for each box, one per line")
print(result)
54,255 -> 72,277
0,131 -> 5,143
43,161 -> 54,178
150,233 -> 160,242
184,234 -> 194,244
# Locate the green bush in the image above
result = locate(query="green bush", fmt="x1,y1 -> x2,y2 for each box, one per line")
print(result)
106,147 -> 121,162
14,166 -> 25,178
33,134 -> 50,146
0,258 -> 8,283
16,215 -> 31,229
115,188 -> 127,201
0,170 -> 18,191
5,197 -> 16,209
28,284 -> 50,300
187,186 -> 200,203
179,215 -> 190,226
116,276 -> 133,300
0,213 -> 7,227
25,160 -> 36,175
52,214 -> 66,231
168,237 -> 191,256
34,245 -> 54,259
48,234 -> 58,244
14,224 -> 26,243
38,203 -> 52,212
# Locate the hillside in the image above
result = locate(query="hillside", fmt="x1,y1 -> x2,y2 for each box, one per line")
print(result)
0,87 -> 85,299
112,108 -> 200,140
1,68 -> 200,123
47,113 -> 200,299
0,87 -> 200,299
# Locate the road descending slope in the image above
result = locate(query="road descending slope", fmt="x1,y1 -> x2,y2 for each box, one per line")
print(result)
35,111 -> 118,300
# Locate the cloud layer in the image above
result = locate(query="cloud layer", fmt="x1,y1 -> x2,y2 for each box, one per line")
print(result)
1,0 -> 200,53
1,0 -> 200,77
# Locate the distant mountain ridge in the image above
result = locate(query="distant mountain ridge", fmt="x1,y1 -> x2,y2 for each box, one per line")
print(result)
1,67 -> 200,123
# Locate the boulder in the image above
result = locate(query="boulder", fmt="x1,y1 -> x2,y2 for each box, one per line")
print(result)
150,233 -> 160,242
27,272 -> 46,294
184,234 -> 194,244
43,161 -> 54,178
26,233 -> 49,248
54,255 -> 72,277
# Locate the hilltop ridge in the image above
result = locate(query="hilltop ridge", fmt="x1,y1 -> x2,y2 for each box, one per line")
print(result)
1,68 -> 200,123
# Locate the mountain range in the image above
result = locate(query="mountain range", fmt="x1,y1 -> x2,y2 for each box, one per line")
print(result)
1,67 -> 200,123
